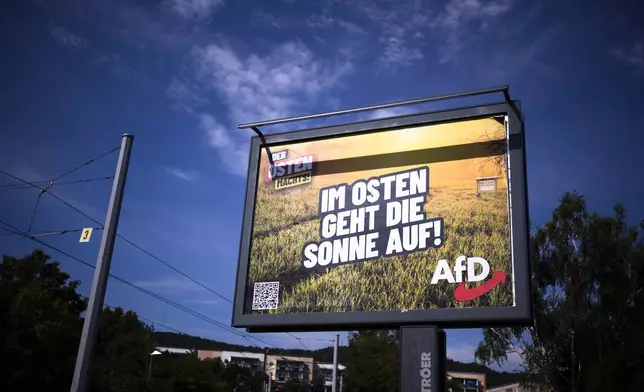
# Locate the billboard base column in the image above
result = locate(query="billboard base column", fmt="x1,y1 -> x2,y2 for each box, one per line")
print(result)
400,326 -> 446,392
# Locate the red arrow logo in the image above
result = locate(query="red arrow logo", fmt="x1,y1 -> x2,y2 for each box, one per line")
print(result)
453,271 -> 507,302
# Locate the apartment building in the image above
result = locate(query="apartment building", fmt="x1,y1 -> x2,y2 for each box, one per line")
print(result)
265,354 -> 314,384
487,382 -> 545,392
447,371 -> 486,392
156,346 -> 193,355
314,363 -> 346,391
198,350 -> 265,371
196,349 -> 350,390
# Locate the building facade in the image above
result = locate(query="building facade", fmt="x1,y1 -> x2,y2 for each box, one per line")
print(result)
265,354 -> 314,384
156,346 -> 194,355
196,349 -> 350,390
223,351 -> 265,372
447,371 -> 486,392
197,350 -> 222,360
487,382 -> 545,392
314,363 -> 345,391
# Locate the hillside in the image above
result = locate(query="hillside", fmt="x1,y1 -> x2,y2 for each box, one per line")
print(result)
151,332 -> 523,388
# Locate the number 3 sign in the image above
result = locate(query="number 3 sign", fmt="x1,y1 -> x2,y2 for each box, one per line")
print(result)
79,228 -> 93,243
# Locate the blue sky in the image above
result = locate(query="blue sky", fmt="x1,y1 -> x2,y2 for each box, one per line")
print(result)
1,0 -> 643,371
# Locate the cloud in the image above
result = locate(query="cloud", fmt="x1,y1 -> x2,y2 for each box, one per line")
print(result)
305,13 -> 369,36
252,11 -> 288,28
192,41 -> 353,124
363,106 -> 419,121
482,25 -> 561,82
430,0 -> 515,63
135,276 -> 207,294
166,0 -> 224,19
185,299 -> 219,305
358,0 -> 432,70
447,342 -> 478,363
43,0 -> 202,52
48,24 -> 88,48
166,77 -> 210,113
612,41 -> 644,75
379,36 -> 424,69
176,40 -> 352,176
493,349 -> 524,372
165,167 -> 200,181
448,342 -> 524,371
94,53 -> 138,79
198,114 -> 248,177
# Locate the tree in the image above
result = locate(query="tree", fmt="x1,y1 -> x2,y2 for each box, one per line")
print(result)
149,354 -> 229,392
311,376 -> 326,392
446,375 -> 463,392
91,307 -> 155,392
344,330 -> 398,392
475,192 -> 644,391
0,249 -> 254,392
282,380 -> 308,392
0,250 -> 87,392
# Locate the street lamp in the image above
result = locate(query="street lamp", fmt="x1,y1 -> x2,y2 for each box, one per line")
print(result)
147,350 -> 162,389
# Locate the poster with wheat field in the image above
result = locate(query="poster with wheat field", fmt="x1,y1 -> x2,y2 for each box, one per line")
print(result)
244,116 -> 515,315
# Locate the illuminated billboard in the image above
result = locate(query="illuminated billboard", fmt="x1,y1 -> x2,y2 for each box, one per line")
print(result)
232,102 -> 531,331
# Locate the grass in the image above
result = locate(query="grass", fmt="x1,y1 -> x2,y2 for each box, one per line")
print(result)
246,181 -> 513,313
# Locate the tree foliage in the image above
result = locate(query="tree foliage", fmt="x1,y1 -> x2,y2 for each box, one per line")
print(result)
475,192 -> 644,391
344,330 -> 399,392
91,307 -> 155,392
0,250 -> 86,392
0,250 -> 269,392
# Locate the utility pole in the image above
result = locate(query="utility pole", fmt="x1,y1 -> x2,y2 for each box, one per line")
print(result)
332,334 -> 339,392
267,372 -> 272,392
70,134 -> 135,392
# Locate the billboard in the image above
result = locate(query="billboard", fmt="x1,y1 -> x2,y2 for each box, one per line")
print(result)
232,102 -> 531,331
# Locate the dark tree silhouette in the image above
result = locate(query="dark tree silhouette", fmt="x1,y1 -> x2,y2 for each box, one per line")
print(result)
0,250 -> 87,392
475,192 -> 644,392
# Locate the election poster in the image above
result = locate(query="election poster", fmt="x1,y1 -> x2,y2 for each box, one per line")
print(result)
244,116 -> 514,315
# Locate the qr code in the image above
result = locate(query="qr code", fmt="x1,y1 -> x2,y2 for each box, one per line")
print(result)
252,282 -> 279,310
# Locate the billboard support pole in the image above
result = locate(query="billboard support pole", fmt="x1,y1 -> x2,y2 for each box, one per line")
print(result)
400,326 -> 446,392
332,334 -> 339,392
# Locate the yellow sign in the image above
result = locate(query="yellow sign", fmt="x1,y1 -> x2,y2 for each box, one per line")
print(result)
79,228 -> 93,243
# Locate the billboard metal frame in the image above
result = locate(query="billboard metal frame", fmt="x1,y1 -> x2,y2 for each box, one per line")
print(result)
232,88 -> 531,332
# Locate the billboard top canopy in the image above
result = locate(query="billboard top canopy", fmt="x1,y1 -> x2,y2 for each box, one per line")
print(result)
238,85 -> 522,166
238,85 -> 519,131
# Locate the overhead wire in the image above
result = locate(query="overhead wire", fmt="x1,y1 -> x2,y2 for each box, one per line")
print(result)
0,176 -> 114,192
0,170 -> 106,228
51,146 -> 120,182
0,169 -> 234,304
86,301 -> 289,363
0,226 -> 102,238
83,295 -> 188,336
0,169 -> 336,346
0,219 -> 281,349
27,181 -> 52,232
116,236 -> 234,304
84,298 -> 250,357
2,220 -> 331,366
3,146 -> 119,232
